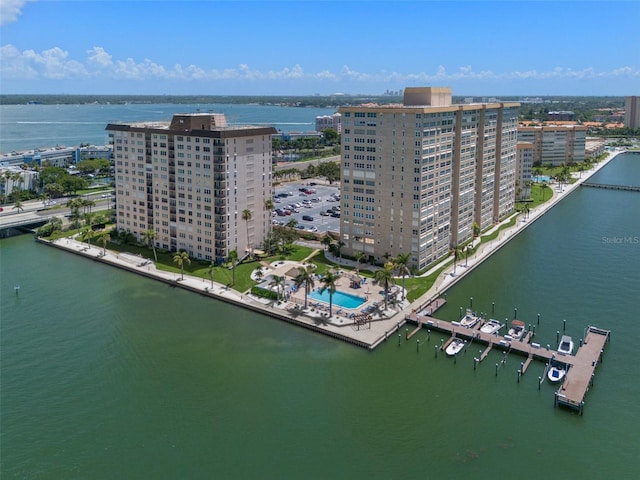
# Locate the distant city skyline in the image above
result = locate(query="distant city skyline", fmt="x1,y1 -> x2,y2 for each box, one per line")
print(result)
1,0 -> 639,96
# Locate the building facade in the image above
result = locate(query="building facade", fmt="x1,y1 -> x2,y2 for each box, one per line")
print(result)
625,96 -> 640,129
517,125 -> 586,166
315,113 -> 342,134
516,142 -> 534,200
338,87 -> 519,270
107,113 -> 276,263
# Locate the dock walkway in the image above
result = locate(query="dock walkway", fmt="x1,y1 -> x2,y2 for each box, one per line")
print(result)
405,313 -> 610,414
554,326 -> 610,414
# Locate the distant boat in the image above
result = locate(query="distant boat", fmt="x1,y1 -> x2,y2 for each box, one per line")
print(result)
480,319 -> 503,334
508,320 -> 526,340
445,338 -> 465,356
548,361 -> 567,383
460,308 -> 480,328
557,335 -> 574,355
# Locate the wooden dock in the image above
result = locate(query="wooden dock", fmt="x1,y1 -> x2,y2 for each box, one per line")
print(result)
405,311 -> 611,414
554,326 -> 610,414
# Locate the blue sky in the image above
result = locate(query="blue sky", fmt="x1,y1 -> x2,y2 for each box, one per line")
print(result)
1,0 -> 638,96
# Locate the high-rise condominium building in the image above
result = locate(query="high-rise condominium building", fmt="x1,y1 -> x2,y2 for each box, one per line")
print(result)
625,96 -> 640,129
107,113 -> 277,264
517,125 -> 586,166
338,87 -> 519,270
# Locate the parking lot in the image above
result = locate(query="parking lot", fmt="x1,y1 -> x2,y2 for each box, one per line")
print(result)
272,180 -> 341,234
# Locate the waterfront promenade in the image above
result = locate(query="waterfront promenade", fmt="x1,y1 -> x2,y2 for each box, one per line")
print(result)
39,150 -> 623,350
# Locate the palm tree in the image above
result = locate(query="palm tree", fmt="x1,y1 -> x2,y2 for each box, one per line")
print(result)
12,200 -> 24,212
319,270 -> 339,318
143,229 -> 158,263
242,208 -> 253,255
450,244 -> 463,275
373,262 -> 395,311
100,233 -> 111,256
286,218 -> 298,230
336,240 -> 345,259
294,266 -> 316,309
321,234 -> 333,251
269,274 -> 285,302
227,249 -> 239,286
173,251 -> 191,280
264,198 -> 274,233
464,244 -> 472,267
206,262 -> 215,288
49,215 -> 63,233
541,183 -> 550,202
392,252 -> 411,300
354,251 -> 365,273
83,226 -> 95,247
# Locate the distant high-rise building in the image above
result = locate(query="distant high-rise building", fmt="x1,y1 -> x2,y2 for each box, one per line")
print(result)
315,113 -> 342,134
625,96 -> 640,129
517,125 -> 586,166
107,113 -> 277,263
338,87 -> 519,270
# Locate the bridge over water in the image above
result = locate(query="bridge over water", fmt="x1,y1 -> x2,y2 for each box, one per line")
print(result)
581,182 -> 640,192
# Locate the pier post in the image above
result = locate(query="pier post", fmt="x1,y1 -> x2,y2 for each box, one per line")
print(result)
434,345 -> 438,358
398,333 -> 401,346
579,338 -> 583,347
416,339 -> 420,352
538,376 -> 542,390
492,302 -> 495,314
556,331 -> 560,344
460,306 -> 463,317
427,329 -> 431,341
517,369 -> 521,383
473,357 -> 478,370
470,297 -> 473,308
514,307 -> 517,319
537,313 -> 540,325
495,363 -> 499,376
563,319 -> 566,332
405,328 -> 408,340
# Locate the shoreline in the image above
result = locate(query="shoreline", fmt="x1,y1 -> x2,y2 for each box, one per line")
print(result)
37,150 -> 625,350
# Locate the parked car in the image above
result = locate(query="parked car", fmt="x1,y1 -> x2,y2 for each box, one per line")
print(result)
331,212 -> 341,218
302,215 -> 314,221
320,211 -> 330,216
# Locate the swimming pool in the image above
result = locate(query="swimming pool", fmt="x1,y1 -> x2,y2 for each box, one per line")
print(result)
534,175 -> 551,183
309,289 -> 366,309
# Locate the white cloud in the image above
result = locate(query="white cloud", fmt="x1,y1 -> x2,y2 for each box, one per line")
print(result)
1,44 -> 639,88
0,0 -> 34,26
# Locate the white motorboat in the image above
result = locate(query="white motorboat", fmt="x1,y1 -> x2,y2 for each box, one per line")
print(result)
480,319 -> 503,334
460,309 -> 480,328
547,363 -> 566,383
557,335 -> 574,355
508,320 -> 526,340
445,338 -> 465,356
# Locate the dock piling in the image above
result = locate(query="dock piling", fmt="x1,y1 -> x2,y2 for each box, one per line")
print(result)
398,333 -> 401,346
434,345 -> 438,358
492,302 -> 495,314
563,319 -> 566,332
416,339 -> 420,352
537,313 -> 540,325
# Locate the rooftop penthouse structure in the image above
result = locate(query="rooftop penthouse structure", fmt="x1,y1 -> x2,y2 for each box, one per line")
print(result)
106,113 -> 277,263
338,87 -> 519,270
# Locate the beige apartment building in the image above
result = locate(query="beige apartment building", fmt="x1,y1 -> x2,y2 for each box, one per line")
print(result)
338,87 -> 519,270
625,96 -> 640,129
107,113 -> 276,263
517,125 -> 586,166
516,142 -> 534,200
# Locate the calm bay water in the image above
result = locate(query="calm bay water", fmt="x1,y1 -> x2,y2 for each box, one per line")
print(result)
0,103 -> 337,154
1,101 -> 639,479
